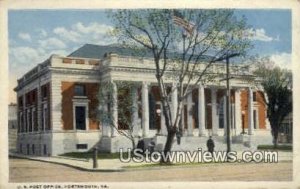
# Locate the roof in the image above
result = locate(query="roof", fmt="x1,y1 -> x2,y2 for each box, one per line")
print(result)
68,43 -> 215,61
68,44 -> 154,59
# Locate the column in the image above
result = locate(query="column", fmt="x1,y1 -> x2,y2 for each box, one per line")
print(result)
100,99 -> 109,137
187,91 -> 193,136
160,103 -> 167,135
248,88 -> 254,135
99,84 -> 110,137
171,83 -> 178,123
211,88 -> 218,136
111,81 -> 118,137
23,94 -> 26,133
131,86 -> 140,136
198,84 -> 206,136
142,82 -> 149,137
50,77 -> 62,131
223,96 -> 227,136
234,89 -> 242,135
37,80 -> 42,132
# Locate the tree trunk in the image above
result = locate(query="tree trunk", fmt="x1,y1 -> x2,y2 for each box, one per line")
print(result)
273,129 -> 279,149
131,139 -> 136,150
161,129 -> 176,164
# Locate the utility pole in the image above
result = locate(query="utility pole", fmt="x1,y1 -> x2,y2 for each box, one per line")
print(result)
226,56 -> 231,155
216,53 -> 240,157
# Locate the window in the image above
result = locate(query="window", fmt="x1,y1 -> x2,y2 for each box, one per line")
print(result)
26,94 -> 30,106
42,104 -> 49,131
24,112 -> 27,132
75,106 -> 86,130
27,144 -> 30,155
44,107 -> 49,130
26,109 -> 30,132
43,144 -> 47,156
219,102 -> 224,129
18,97 -> 23,107
32,144 -> 35,155
19,112 -> 23,133
33,111 -> 38,131
42,85 -> 48,98
76,144 -> 88,149
32,108 -> 36,132
74,84 -> 86,96
28,109 -> 32,132
253,92 -> 257,102
149,94 -> 157,130
32,92 -> 36,104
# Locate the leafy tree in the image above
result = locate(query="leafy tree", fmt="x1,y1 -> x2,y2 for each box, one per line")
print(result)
254,58 -> 292,148
98,81 -> 139,150
108,9 -> 252,162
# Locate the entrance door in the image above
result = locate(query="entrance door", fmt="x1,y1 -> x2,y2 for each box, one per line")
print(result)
75,106 -> 86,130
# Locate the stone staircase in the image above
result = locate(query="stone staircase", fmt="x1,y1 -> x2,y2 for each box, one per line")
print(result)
95,133 -> 273,153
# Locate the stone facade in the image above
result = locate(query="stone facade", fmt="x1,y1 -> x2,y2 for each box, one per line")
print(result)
9,103 -> 18,151
15,44 -> 272,156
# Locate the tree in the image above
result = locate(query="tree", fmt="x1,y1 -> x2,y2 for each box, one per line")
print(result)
108,9 -> 252,163
98,81 -> 139,150
254,58 -> 292,148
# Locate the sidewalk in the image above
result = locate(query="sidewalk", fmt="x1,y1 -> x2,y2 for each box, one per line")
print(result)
10,152 -> 152,172
9,150 -> 293,172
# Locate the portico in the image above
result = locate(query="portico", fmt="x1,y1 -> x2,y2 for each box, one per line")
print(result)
100,79 -> 258,140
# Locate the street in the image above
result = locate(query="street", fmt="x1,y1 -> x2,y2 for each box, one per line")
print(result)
9,158 -> 292,182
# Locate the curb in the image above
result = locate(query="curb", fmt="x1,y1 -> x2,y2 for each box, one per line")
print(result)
10,154 -> 125,172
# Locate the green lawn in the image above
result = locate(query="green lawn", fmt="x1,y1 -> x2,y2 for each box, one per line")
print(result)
257,144 -> 292,151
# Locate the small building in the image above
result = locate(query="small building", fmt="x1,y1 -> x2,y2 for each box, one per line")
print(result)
15,44 -> 272,156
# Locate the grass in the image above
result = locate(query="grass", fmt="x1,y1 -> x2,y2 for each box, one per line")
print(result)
257,144 -> 292,151
59,151 -> 130,159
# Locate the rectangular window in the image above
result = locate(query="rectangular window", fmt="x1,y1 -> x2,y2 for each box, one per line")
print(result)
76,144 -> 88,149
32,108 -> 36,132
32,92 -> 36,104
74,84 -> 86,96
41,106 -> 44,131
75,106 -> 86,130
43,144 -> 47,156
44,107 -> 49,130
26,94 -> 30,106
42,85 -> 48,98
19,112 -> 23,133
18,97 -> 23,107
24,112 -> 27,132
32,144 -> 35,155
42,104 -> 49,131
27,144 -> 30,155
253,92 -> 257,102
26,110 -> 30,132
28,109 -> 32,132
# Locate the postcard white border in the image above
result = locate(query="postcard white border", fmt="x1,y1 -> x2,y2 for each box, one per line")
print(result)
0,0 -> 299,188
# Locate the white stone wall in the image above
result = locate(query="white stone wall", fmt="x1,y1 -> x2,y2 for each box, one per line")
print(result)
17,132 -> 52,156
51,131 -> 102,155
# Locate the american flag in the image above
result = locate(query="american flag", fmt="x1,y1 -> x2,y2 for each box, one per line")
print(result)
172,10 -> 195,36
